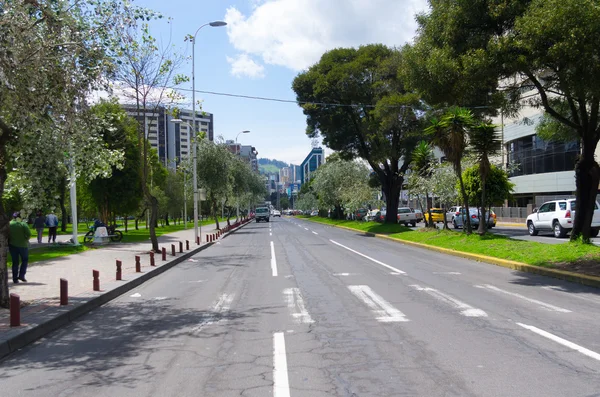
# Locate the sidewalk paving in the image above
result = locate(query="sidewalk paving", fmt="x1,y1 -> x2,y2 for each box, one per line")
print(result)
0,218 -> 251,359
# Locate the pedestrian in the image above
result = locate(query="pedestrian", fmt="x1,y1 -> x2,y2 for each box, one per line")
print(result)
9,212 -> 31,283
33,211 -> 46,244
46,210 -> 59,243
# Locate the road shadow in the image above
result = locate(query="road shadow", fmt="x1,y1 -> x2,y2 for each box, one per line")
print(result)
0,297 -> 257,388
507,271 -> 600,297
177,254 -> 259,270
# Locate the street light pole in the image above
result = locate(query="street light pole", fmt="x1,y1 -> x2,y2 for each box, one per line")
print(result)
190,20 -> 227,243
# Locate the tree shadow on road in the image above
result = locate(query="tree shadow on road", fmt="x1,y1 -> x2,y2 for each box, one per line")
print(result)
507,271 -> 600,297
0,296 -> 266,389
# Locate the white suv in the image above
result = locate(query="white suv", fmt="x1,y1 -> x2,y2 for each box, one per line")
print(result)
526,199 -> 600,238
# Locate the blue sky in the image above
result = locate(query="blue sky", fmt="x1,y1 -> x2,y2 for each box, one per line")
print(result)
135,0 -> 428,165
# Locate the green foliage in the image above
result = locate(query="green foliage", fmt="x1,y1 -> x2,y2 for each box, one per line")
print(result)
310,159 -> 377,216
87,101 -> 143,223
461,165 -> 514,207
292,44 -> 423,223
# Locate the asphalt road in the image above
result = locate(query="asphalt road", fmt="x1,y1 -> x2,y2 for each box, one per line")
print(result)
2,217 -> 600,396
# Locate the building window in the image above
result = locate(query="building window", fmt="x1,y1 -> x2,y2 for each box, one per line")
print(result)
507,135 -> 579,177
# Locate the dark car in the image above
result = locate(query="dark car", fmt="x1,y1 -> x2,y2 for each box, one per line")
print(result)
355,208 -> 368,221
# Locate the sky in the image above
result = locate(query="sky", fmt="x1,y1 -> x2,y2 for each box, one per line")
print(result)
135,0 -> 429,165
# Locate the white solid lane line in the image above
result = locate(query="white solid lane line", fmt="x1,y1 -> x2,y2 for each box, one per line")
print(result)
476,284 -> 571,313
517,323 -> 600,362
271,241 -> 278,277
312,231 -> 318,235
283,288 -> 315,324
348,285 -> 409,322
191,293 -> 235,333
333,273 -> 359,276
330,239 -> 406,274
304,227 -> 309,231
542,285 -> 600,304
273,332 -> 291,397
410,284 -> 487,317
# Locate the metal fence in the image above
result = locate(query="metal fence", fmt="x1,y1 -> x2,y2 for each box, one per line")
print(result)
491,207 -> 529,219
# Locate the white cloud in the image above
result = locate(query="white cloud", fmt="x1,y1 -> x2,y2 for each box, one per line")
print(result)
225,0 -> 428,73
226,53 -> 266,79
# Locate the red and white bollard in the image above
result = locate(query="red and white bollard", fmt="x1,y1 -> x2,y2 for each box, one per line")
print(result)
60,278 -> 68,306
179,241 -> 183,253
171,244 -> 176,256
196,236 -> 200,245
10,293 -> 20,327
135,255 -> 141,272
150,252 -> 155,266
162,247 -> 167,261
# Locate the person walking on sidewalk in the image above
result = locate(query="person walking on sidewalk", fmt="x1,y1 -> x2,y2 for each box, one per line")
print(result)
33,211 -> 46,244
46,210 -> 59,243
9,212 -> 31,283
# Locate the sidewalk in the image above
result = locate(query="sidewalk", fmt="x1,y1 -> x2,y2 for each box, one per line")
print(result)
0,218 -> 251,359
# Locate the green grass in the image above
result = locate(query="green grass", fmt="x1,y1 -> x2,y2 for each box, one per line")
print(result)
9,244 -> 90,268
303,217 -> 600,268
10,217 -> 230,266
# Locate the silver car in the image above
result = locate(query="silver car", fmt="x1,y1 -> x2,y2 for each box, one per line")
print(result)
453,208 -> 494,229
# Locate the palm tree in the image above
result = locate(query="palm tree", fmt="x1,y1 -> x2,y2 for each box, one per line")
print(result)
426,107 -> 474,234
468,122 -> 501,235
412,140 -> 436,228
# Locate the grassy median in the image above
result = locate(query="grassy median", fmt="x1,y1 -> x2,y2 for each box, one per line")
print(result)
300,216 -> 600,272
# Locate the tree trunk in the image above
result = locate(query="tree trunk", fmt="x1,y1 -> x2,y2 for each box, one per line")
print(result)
164,213 -> 169,226
382,176 -> 401,224
571,137 -> 600,242
0,143 -> 9,307
212,199 -> 220,230
456,164 -> 472,234
148,194 -> 159,251
125,216 -> 128,232
442,203 -> 449,230
59,177 -> 68,232
426,191 -> 435,228
478,174 -> 487,235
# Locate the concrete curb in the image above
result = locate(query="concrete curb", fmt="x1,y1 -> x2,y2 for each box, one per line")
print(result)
313,221 -> 600,290
0,219 -> 252,361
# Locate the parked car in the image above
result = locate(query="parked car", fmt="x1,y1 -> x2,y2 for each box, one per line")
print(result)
412,209 -> 423,223
453,208 -> 494,229
365,209 -> 380,222
272,210 -> 281,217
355,208 -> 368,221
446,206 -> 463,224
526,198 -> 600,238
424,208 -> 445,224
374,210 -> 387,223
310,210 -> 319,216
397,207 -> 417,227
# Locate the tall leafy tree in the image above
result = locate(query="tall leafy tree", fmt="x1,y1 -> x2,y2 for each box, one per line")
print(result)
426,108 -> 474,233
411,141 -> 436,228
408,0 -> 600,242
468,122 -> 501,234
0,0 -> 141,307
88,101 -> 143,224
292,45 -> 422,223
113,17 -> 187,251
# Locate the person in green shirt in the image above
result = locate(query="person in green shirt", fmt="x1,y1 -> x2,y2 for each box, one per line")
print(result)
9,212 -> 31,283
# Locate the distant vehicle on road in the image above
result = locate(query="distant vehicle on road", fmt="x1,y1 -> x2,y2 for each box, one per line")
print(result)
272,210 -> 281,217
255,207 -> 270,223
397,207 -> 417,227
527,198 -> 600,238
